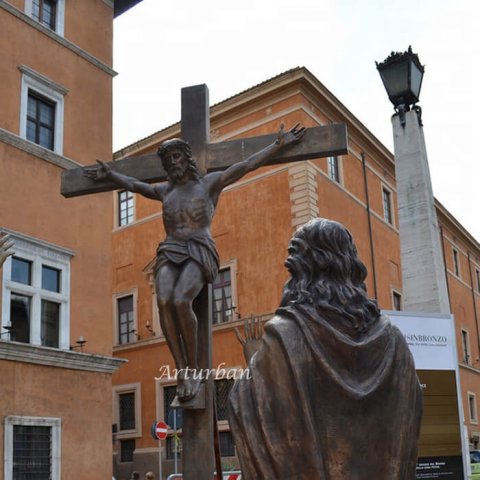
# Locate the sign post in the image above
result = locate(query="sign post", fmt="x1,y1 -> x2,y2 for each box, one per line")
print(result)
152,421 -> 170,479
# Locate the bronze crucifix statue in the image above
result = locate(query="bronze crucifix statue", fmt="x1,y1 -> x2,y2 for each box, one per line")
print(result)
61,83 -> 348,479
85,123 -> 305,401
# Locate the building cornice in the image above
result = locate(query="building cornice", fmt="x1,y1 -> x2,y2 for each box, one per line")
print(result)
436,199 -> 480,252
0,0 -> 117,77
0,128 -> 82,170
0,340 -> 126,373
113,67 -> 394,168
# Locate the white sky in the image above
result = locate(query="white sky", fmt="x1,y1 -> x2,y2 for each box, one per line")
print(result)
113,0 -> 479,241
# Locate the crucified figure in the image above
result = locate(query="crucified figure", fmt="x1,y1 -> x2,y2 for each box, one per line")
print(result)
85,123 -> 305,401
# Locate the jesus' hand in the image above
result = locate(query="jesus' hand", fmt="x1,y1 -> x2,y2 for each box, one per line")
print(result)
275,123 -> 306,148
84,159 -> 112,181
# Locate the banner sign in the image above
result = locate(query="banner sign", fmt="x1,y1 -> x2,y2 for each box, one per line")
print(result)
383,311 -> 456,370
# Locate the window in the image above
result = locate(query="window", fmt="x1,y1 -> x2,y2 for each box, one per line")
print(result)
469,393 -> 478,424
213,268 -> 233,324
19,66 -> 67,154
392,291 -> 402,311
162,385 -> 182,460
166,435 -> 182,460
120,439 -> 135,463
382,188 -> 393,225
117,295 -> 135,344
163,385 -> 177,426
25,0 -> 65,35
113,383 -> 141,438
453,248 -> 460,277
327,156 -> 340,183
476,268 -> 480,292
462,329 -> 471,364
119,392 -> 136,431
219,431 -> 235,457
1,232 -> 71,349
118,190 -> 134,226
31,0 -> 57,29
215,378 -> 234,421
4,416 -> 61,480
27,92 -> 56,150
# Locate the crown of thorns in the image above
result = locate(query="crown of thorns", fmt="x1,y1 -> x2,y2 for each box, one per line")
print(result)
157,138 -> 192,159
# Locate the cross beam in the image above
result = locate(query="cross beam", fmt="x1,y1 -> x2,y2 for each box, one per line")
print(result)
61,86 -> 347,198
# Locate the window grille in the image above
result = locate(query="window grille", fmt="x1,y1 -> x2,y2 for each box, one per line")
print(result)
13,425 -> 52,480
119,392 -> 135,431
215,379 -> 234,421
120,439 -> 135,463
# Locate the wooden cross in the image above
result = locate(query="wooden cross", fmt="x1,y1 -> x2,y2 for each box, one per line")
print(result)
61,85 -> 347,197
60,84 -> 348,480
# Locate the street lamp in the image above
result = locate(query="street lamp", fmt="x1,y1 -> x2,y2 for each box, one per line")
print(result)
376,46 -> 425,126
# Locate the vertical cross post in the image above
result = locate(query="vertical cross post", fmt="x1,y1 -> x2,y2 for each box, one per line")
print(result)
177,84 -> 214,480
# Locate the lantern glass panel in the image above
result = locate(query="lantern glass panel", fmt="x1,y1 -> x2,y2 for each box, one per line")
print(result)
410,61 -> 423,100
380,61 -> 410,102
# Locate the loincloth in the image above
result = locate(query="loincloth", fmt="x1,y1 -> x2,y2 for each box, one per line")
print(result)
154,235 -> 219,284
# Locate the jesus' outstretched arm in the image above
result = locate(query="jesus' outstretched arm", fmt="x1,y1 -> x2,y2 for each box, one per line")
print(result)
84,160 -> 163,200
211,123 -> 305,192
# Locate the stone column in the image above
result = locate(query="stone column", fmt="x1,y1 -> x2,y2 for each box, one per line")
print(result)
392,109 -> 450,314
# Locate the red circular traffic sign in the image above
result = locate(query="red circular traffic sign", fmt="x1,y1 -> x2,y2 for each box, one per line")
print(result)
155,421 -> 169,440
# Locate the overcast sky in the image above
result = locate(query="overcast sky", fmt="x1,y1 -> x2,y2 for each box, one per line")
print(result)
113,0 -> 479,241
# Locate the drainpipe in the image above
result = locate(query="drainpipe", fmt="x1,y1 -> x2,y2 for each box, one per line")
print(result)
361,152 -> 378,300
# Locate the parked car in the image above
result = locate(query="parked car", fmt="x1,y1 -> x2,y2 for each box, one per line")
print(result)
470,450 -> 480,479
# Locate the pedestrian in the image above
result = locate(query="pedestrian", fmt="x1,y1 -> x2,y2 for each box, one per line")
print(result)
144,473 -> 155,480
130,472 -> 140,480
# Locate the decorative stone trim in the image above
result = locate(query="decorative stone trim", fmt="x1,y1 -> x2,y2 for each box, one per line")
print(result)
0,340 -> 125,373
288,162 -> 320,229
0,128 -> 82,169
18,65 -> 69,96
0,227 -> 75,257
0,1 -> 117,77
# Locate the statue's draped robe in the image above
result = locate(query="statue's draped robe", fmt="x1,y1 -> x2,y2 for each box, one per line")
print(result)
228,303 -> 422,480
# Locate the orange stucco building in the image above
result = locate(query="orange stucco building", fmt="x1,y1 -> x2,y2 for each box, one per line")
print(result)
0,1 -> 142,478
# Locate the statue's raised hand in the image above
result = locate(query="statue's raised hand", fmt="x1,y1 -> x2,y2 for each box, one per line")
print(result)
84,159 -> 112,181
275,123 -> 306,148
235,315 -> 264,364
0,234 -> 14,268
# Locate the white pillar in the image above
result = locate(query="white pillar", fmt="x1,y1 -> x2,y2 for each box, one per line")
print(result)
392,109 -> 450,314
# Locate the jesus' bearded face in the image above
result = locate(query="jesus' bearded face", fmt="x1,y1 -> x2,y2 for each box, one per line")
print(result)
163,148 -> 189,182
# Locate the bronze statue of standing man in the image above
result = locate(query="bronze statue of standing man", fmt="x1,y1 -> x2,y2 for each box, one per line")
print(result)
86,124 -> 305,401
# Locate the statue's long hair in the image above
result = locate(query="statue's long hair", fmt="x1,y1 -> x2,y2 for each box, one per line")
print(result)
157,138 -> 202,182
280,218 -> 380,331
